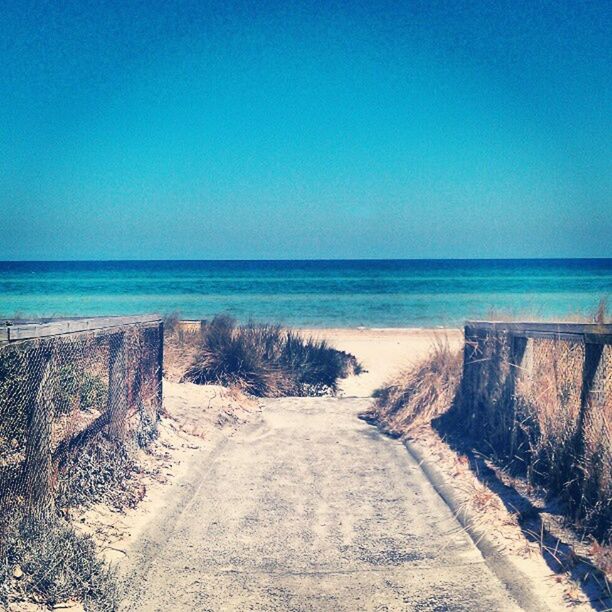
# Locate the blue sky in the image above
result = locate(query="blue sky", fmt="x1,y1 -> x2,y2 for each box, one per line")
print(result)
1,0 -> 610,260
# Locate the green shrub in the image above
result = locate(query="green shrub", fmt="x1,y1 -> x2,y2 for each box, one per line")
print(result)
53,366 -> 108,415
79,372 -> 108,411
182,315 -> 361,397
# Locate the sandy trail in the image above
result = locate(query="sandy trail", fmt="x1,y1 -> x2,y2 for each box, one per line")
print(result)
121,394 -> 519,611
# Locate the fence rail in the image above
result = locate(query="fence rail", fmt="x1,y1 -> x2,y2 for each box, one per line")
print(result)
0,315 -> 164,528
0,314 -> 161,343
465,320 -> 612,344
458,320 -> 611,540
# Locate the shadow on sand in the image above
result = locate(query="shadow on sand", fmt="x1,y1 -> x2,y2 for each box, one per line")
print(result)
431,401 -> 611,611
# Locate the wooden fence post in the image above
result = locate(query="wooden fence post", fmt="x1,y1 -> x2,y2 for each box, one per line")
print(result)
462,325 -> 483,437
576,343 -> 604,447
107,332 -> 128,440
22,348 -> 54,521
574,342 -> 604,511
157,321 -> 164,412
508,335 -> 528,457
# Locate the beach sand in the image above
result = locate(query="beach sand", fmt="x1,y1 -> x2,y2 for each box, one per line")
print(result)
68,325 -> 596,611
81,327 -> 461,565
300,327 -> 463,396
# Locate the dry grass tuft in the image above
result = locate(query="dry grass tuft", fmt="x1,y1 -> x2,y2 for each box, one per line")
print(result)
180,315 -> 361,397
439,328 -> 612,543
162,311 -> 182,336
0,515 -> 118,611
57,435 -> 145,511
594,297 -> 609,324
589,539 -> 612,581
368,338 -> 462,434
163,320 -> 202,383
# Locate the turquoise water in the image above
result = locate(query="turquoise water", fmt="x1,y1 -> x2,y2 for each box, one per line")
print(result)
0,260 -> 610,327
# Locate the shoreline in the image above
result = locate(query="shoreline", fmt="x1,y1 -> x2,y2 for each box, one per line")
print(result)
179,321 -> 463,331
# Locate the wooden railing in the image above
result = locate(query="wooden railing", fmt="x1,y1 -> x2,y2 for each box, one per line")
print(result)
0,315 -> 163,520
458,320 -> 611,538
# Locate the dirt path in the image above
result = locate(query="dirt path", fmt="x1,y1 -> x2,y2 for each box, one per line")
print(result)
121,395 -> 522,611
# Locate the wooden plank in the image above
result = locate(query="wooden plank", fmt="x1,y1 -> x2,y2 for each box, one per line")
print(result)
6,314 -> 161,342
466,321 -> 612,334
584,333 -> 612,345
465,321 -> 612,344
514,330 -> 587,343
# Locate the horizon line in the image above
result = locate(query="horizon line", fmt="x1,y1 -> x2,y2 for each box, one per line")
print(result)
0,257 -> 611,264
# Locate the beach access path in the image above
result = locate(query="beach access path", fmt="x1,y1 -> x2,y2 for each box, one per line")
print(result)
121,390 -> 521,611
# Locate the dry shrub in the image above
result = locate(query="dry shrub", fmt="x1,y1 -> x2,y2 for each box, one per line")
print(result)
443,330 -> 612,543
589,539 -> 612,581
56,435 -> 144,511
594,297 -> 609,324
162,312 -> 182,336
0,431 -> 151,609
181,315 -> 361,397
510,339 -> 611,541
368,338 -> 462,434
0,516 -> 118,611
484,296 -> 610,325
163,319 -> 203,383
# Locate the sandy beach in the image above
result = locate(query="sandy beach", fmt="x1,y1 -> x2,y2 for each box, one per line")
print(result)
300,327 -> 464,396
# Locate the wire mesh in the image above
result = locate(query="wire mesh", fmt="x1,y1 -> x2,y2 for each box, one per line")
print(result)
0,319 -> 163,541
459,325 -> 611,540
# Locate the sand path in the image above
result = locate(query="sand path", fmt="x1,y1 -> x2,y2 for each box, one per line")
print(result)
121,394 -> 520,611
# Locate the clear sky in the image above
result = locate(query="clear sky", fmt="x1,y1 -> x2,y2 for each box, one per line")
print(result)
1,1 -> 610,260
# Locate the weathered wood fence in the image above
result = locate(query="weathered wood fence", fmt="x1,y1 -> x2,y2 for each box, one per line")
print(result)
0,315 -> 164,522
458,321 -> 611,539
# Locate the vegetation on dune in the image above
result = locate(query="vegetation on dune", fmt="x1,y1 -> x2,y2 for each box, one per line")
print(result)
181,315 -> 362,397
369,338 -> 462,434
161,311 -> 182,336
369,323 -> 611,546
0,516 -> 118,611
0,324 -> 163,611
56,436 -> 143,511
0,427 -> 152,610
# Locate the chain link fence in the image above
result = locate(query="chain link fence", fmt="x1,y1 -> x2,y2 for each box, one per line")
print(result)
0,316 -> 163,539
457,322 -> 611,540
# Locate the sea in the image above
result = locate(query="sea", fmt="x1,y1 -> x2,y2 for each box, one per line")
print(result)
0,260 -> 610,328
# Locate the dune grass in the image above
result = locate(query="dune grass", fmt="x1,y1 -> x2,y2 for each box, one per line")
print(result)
369,338 -> 462,434
0,515 -> 118,611
181,315 -> 361,397
370,321 -> 611,545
